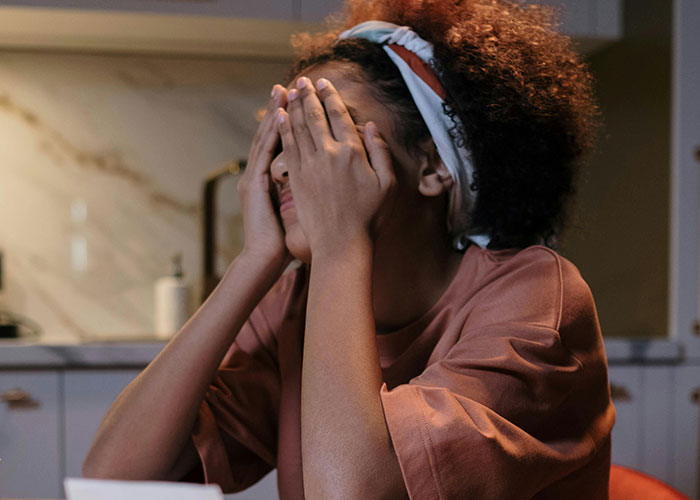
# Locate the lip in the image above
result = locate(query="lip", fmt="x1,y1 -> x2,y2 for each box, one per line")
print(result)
279,189 -> 295,213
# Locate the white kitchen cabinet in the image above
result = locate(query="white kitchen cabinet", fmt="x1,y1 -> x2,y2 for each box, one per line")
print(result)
608,365 -> 644,468
0,0 -> 295,21
300,0 -> 343,23
63,368 -> 280,499
299,0 -> 622,46
0,370 -> 62,499
0,3 -> 313,59
63,369 -> 142,479
534,0 -> 621,39
671,366 -> 700,499
608,365 -> 676,485
609,363 -> 700,499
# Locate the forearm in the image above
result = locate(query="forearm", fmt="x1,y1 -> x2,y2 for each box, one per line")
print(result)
83,252 -> 283,480
301,239 -> 397,498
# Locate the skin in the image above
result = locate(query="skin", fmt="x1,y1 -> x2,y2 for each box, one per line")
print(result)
83,61 -> 466,499
271,63 -> 464,498
270,62 -> 464,333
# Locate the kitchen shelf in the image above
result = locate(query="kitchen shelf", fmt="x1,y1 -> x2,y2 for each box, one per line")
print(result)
0,6 -> 318,59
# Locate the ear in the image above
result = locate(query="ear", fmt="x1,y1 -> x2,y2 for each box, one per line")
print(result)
417,144 -> 454,197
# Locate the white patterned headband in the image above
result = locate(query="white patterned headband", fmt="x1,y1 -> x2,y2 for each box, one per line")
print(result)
338,20 -> 490,250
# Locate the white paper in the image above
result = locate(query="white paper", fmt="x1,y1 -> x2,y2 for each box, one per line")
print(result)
64,477 -> 224,500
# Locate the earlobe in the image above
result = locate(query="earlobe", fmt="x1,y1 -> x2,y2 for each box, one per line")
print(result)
418,150 -> 454,197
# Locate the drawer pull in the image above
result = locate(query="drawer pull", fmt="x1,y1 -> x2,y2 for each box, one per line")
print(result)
610,383 -> 632,401
0,388 -> 40,409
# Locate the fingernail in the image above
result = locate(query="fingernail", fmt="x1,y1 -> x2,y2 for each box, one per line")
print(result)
278,113 -> 287,124
316,78 -> 328,90
288,89 -> 299,101
270,85 -> 278,98
296,77 -> 307,89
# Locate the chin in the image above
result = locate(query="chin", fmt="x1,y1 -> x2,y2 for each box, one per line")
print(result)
284,223 -> 312,264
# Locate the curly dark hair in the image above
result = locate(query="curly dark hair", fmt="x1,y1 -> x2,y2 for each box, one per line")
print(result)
286,0 -> 600,250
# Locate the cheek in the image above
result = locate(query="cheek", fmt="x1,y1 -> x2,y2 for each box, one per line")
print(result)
284,221 -> 312,264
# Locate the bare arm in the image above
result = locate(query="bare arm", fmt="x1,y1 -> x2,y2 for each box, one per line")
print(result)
83,83 -> 291,481
280,78 -> 406,498
82,253 -> 285,480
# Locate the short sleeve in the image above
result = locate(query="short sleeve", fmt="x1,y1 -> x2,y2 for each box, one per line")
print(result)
379,248 -> 615,499
190,266 -> 303,493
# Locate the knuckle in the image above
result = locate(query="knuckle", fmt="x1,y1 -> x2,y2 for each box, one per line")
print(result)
324,144 -> 339,160
299,86 -> 314,99
327,106 -> 346,119
348,144 -> 364,158
306,107 -> 325,123
338,143 -> 353,157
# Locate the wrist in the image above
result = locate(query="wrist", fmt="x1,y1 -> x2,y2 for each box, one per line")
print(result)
311,231 -> 373,264
240,245 -> 287,268
230,250 -> 287,286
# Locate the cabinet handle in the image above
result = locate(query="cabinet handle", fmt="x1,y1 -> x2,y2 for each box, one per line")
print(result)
0,388 -> 40,409
610,383 -> 632,401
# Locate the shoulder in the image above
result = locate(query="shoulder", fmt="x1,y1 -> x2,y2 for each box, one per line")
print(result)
465,245 -> 596,334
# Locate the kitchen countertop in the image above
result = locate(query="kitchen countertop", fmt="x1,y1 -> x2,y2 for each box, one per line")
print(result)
0,337 -> 686,369
0,339 -> 167,368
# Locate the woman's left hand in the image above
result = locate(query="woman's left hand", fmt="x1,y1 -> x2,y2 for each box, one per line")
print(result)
277,76 -> 397,259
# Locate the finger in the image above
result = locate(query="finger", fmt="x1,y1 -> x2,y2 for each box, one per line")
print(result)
365,122 -> 396,189
296,76 -> 333,148
251,107 -> 283,176
287,88 -> 316,160
277,110 -> 301,176
253,85 -> 286,144
249,86 -> 287,175
315,78 -> 361,145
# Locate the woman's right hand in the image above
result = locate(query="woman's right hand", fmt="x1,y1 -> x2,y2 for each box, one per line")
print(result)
237,84 -> 291,273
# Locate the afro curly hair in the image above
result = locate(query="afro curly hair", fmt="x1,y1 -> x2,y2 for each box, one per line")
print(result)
286,0 -> 600,250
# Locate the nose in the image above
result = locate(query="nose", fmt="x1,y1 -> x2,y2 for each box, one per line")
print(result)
270,149 -> 289,186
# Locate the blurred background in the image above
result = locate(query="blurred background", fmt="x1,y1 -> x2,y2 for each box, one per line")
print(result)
0,0 -> 698,499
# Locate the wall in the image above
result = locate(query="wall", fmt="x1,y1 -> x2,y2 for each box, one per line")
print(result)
560,0 -> 671,338
0,51 -> 289,341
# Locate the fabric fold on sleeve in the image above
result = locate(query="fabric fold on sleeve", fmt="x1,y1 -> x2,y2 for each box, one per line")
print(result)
191,400 -> 236,492
379,321 -> 614,500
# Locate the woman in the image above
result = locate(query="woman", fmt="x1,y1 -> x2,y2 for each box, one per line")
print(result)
83,1 -> 615,498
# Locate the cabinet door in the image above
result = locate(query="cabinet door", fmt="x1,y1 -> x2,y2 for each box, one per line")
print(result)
671,365 -> 700,499
64,369 -> 280,498
0,0 -> 295,21
300,0 -> 343,22
608,365 -> 644,468
0,370 -> 61,498
63,369 -> 141,479
608,366 -> 677,483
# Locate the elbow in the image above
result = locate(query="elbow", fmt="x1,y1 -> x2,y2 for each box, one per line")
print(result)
82,451 -> 121,479
82,455 -> 108,479
82,450 -> 134,480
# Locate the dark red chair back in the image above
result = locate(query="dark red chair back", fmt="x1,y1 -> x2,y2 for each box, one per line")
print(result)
610,464 -> 691,500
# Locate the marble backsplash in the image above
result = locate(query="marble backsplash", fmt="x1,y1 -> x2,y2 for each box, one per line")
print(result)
0,51 -> 289,341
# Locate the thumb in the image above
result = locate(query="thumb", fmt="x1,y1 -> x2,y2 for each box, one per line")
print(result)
365,121 -> 395,190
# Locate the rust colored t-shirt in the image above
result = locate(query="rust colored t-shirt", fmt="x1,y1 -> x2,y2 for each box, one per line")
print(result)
190,243 -> 615,499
